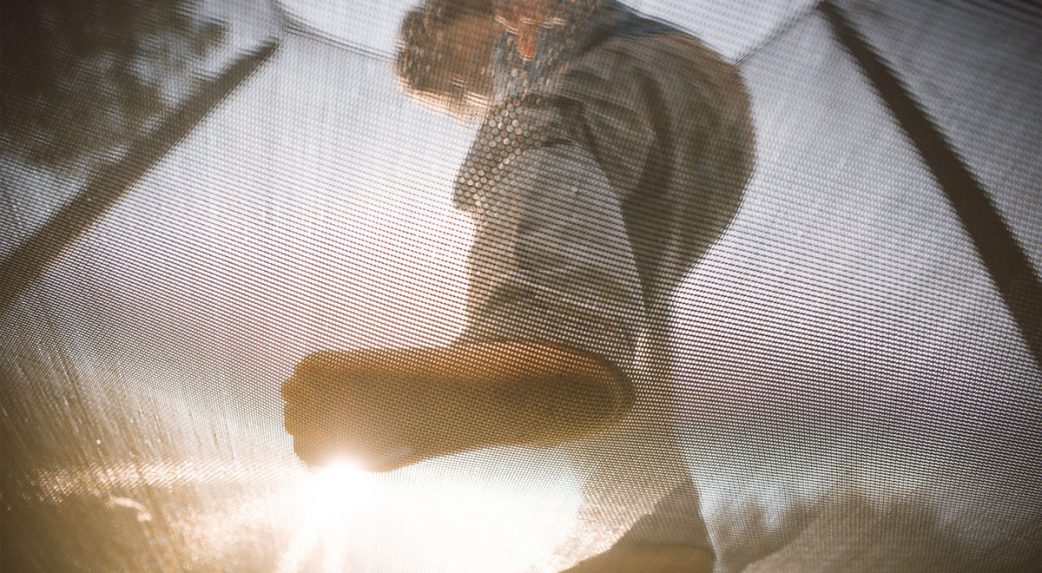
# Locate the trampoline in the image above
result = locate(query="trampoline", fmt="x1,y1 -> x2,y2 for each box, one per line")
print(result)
3,1 -> 1040,571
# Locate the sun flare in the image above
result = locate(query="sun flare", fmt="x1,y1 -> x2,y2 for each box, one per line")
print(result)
35,454 -> 584,572
313,459 -> 381,513
279,458 -> 383,573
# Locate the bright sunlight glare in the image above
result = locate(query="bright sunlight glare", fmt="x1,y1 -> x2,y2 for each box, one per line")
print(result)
34,455 -> 585,572
279,459 -> 380,573
275,454 -> 584,572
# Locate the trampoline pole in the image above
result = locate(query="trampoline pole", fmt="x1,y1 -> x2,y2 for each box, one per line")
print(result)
821,0 -> 1042,374
0,41 -> 280,314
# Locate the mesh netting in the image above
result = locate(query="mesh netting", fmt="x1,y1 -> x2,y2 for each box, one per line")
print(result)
3,1 -> 1040,571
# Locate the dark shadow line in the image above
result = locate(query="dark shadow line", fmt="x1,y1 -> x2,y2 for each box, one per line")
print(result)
968,0 -> 1042,20
281,12 -> 396,62
820,1 -> 1042,372
269,0 -> 395,61
735,0 -> 824,66
0,41 -> 280,314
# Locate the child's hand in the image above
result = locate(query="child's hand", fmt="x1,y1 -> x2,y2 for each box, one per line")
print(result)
281,351 -> 421,471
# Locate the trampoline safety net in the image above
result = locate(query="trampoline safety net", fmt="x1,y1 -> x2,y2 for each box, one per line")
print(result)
2,1 -> 1041,572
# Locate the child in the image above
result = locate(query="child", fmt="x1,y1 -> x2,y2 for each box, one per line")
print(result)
282,1 -> 754,569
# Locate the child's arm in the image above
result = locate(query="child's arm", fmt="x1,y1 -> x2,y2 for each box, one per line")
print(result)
281,340 -> 630,470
